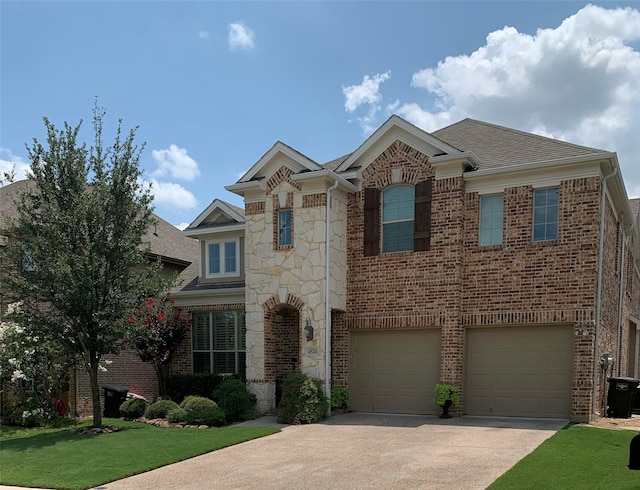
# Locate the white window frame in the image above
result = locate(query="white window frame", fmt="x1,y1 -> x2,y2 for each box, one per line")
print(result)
382,184 -> 414,253
205,238 -> 240,278
479,194 -> 504,246
278,209 -> 292,247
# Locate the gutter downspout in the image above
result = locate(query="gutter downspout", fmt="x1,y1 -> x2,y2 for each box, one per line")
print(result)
325,179 -> 339,406
593,166 -> 617,414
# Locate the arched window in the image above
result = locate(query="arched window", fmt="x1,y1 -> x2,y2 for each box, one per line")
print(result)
382,185 -> 414,253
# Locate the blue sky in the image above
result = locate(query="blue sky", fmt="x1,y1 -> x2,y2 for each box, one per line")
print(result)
3,1 -> 640,229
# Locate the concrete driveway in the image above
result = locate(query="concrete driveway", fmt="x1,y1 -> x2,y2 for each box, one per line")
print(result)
97,413 -> 566,490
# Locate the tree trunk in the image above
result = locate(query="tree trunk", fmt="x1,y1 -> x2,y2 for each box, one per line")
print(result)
155,363 -> 169,397
88,355 -> 102,428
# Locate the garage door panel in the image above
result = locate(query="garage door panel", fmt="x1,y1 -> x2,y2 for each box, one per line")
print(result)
350,329 -> 441,415
465,326 -> 572,418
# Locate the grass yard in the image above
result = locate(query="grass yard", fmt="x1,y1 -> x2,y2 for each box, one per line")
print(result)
489,424 -> 640,489
0,418 -> 279,490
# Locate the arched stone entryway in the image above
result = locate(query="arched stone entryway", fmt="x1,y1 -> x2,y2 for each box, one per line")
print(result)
264,295 -> 303,406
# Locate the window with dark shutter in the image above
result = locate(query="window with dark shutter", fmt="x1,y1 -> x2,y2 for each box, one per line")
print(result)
364,187 -> 380,256
414,178 -> 432,252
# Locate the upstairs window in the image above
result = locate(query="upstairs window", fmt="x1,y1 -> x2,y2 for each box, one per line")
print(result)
479,194 -> 504,246
533,188 -> 559,241
278,209 -> 292,247
382,185 -> 415,253
364,178 -> 432,256
206,239 -> 239,277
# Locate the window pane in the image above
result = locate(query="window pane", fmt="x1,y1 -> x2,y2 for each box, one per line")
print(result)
193,353 -> 211,374
237,311 -> 246,350
479,194 -> 503,246
208,243 -> 220,274
382,186 -> 414,252
213,352 -> 235,374
279,210 -> 292,246
192,313 -> 210,350
238,352 -> 247,378
383,186 -> 414,221
533,189 -> 559,241
225,241 -> 236,273
213,311 -> 235,350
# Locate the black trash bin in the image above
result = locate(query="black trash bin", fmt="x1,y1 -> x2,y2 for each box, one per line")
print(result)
103,385 -> 129,418
607,377 -> 640,418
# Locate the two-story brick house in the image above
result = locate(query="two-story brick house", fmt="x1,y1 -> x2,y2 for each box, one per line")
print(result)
173,115 -> 640,422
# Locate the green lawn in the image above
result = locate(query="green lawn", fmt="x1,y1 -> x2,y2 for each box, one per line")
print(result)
0,418 -> 279,490
489,424 -> 640,489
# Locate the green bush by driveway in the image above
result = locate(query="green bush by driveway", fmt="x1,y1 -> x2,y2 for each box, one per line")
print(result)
0,418 -> 279,490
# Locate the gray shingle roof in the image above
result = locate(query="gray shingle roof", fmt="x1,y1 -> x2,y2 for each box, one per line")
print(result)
432,118 -> 605,169
0,179 -> 198,268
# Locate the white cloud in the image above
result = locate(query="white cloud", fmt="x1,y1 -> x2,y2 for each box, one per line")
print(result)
142,178 -> 198,210
228,22 -> 255,51
175,222 -> 190,231
343,72 -> 391,133
151,145 -> 200,181
0,148 -> 30,185
198,31 -> 210,40
388,4 -> 640,196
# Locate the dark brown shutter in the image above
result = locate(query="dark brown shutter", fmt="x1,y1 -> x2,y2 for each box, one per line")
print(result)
414,178 -> 432,251
363,187 -> 380,256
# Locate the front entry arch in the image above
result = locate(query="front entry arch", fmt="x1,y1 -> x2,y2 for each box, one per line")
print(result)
264,304 -> 301,405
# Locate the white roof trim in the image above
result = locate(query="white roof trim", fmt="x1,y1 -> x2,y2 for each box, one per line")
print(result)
186,198 -> 245,230
238,141 -> 322,183
183,223 -> 245,237
291,168 -> 359,193
335,115 -> 461,173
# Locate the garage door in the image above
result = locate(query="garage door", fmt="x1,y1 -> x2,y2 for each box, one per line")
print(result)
465,326 -> 572,418
349,329 -> 441,414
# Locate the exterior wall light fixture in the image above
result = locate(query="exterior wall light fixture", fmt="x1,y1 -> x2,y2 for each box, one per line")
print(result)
575,326 -> 589,336
304,317 -> 314,341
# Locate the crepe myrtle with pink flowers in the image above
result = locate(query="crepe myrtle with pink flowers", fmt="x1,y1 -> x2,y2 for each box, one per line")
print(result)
128,293 -> 189,396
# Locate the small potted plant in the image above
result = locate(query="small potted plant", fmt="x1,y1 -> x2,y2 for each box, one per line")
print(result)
330,386 -> 351,414
433,383 -> 461,418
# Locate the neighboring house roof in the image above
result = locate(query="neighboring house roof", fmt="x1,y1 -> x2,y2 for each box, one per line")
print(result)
432,118 -> 605,170
0,179 -> 35,231
0,178 -> 198,278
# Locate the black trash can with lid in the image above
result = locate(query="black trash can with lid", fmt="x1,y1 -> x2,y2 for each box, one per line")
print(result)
103,385 -> 129,418
607,377 -> 640,418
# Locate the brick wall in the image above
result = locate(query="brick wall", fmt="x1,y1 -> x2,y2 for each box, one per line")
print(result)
71,348 -> 158,417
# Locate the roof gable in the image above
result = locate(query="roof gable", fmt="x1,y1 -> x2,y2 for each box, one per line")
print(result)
335,115 -> 463,174
185,198 -> 245,233
238,141 -> 322,184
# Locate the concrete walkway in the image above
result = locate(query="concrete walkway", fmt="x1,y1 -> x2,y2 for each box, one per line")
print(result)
95,413 -> 566,490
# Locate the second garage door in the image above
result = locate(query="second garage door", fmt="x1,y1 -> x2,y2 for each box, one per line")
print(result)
465,326 -> 572,418
349,329 -> 441,414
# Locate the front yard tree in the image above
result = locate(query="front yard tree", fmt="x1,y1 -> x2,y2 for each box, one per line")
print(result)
129,293 -> 189,397
2,104 -> 169,428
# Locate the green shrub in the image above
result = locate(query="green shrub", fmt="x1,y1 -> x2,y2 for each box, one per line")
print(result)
180,395 -> 218,412
276,373 -> 328,424
213,379 -> 257,422
167,373 -> 240,402
182,406 -> 226,427
119,397 -> 148,420
166,407 -> 188,423
144,399 -> 180,419
330,386 -> 350,410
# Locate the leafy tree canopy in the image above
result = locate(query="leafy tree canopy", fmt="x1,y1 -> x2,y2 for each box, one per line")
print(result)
1,103 -> 172,427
